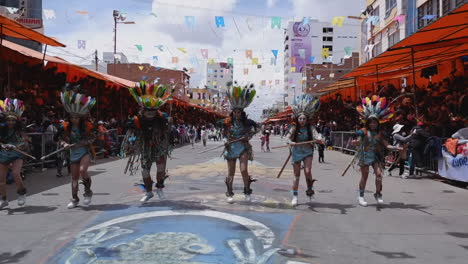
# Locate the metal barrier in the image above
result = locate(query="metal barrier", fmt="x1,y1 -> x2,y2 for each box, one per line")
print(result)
22,129 -> 120,170
329,131 -> 438,175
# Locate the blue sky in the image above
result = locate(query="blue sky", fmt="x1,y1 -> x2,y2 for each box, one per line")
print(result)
42,0 -> 364,119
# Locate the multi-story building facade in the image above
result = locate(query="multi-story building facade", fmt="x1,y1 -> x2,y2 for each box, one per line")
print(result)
302,52 -> 360,94
188,87 -> 229,114
283,19 -> 360,105
0,0 -> 43,51
206,62 -> 233,93
360,0 -> 466,63
103,52 -> 129,64
108,63 -> 190,101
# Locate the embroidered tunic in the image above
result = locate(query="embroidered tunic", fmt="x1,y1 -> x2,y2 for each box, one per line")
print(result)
0,128 -> 26,164
223,119 -> 255,161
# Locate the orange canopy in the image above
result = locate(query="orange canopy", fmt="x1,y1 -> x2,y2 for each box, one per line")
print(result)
344,3 -> 468,79
0,14 -> 65,47
1,38 -> 131,89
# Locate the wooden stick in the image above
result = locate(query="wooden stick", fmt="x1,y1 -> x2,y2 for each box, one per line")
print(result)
341,154 -> 357,177
277,153 -> 291,178
40,144 -> 76,160
272,140 -> 323,149
197,137 -> 247,154
1,145 -> 37,160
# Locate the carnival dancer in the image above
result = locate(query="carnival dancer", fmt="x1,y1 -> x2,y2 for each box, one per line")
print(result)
0,99 -> 28,208
354,96 -> 394,206
223,82 -> 257,203
58,91 -> 97,209
123,80 -> 172,204
287,95 -> 322,206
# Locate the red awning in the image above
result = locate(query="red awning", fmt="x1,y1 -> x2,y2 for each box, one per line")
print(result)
0,14 -> 65,47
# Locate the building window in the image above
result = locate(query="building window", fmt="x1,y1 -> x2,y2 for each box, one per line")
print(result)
220,75 -> 223,78
385,0 -> 397,17
418,0 -> 440,29
322,27 -> 334,33
214,75 -> 217,78
456,0 -> 467,7
388,30 -> 400,47
322,45 -> 333,52
442,0 -> 452,14
220,70 -> 223,73
214,70 -> 217,72
372,42 -> 382,57
322,36 -> 333,42
214,85 -> 217,88
369,6 -> 380,31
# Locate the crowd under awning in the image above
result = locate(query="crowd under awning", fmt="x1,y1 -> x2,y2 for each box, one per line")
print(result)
318,3 -> 468,98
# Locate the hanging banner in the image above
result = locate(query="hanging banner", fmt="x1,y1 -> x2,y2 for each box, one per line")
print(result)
438,149 -> 468,182
291,21 -> 311,72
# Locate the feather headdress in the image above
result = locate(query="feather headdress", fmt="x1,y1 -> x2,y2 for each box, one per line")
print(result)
292,94 -> 320,118
226,81 -> 256,110
129,80 -> 172,110
60,91 -> 96,116
356,95 -> 394,123
0,98 -> 25,119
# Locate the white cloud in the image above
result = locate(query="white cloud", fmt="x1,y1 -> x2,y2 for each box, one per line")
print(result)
266,0 -> 277,8
290,0 -> 365,21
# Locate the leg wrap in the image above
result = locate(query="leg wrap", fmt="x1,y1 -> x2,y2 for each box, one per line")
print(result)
82,178 -> 92,196
17,188 -> 27,195
155,171 -> 166,189
142,169 -> 153,192
243,176 -> 256,195
71,180 -> 79,201
225,177 -> 234,197
243,187 -> 252,195
305,179 -> 316,197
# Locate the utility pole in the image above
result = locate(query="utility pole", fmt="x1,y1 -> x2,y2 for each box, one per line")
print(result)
95,50 -> 98,71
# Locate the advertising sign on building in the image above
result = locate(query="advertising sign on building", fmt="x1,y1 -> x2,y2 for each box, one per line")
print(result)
290,22 -> 312,72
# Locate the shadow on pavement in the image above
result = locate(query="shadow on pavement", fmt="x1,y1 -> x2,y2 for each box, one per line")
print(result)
5,205 -> 58,215
0,250 -> 31,264
373,202 -> 432,215
82,203 -> 132,212
371,251 -> 416,259
447,232 -> 468,238
140,200 -> 212,211
308,202 -> 355,215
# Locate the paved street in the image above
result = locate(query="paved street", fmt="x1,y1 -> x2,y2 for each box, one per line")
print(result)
1,135 -> 468,264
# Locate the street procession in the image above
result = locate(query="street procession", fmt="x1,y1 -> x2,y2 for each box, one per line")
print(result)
0,0 -> 467,263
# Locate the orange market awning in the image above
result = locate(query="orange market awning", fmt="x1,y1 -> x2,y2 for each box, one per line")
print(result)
318,78 -> 356,93
344,3 -> 468,79
0,14 -> 65,47
0,38 -> 131,89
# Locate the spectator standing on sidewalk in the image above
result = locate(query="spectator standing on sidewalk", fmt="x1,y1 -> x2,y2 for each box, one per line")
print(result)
200,126 -> 208,148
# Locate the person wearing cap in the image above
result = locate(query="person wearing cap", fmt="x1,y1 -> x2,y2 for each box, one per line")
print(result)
58,89 -> 97,209
387,124 -> 413,178
0,98 -> 28,209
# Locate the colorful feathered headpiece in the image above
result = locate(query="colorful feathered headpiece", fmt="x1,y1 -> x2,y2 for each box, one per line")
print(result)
0,98 -> 24,119
61,91 -> 96,116
356,95 -> 394,123
292,94 -> 320,118
129,80 -> 172,110
226,81 -> 256,110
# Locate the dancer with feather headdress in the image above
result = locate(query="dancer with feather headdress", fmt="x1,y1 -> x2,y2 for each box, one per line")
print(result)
122,80 -> 173,204
0,98 -> 29,209
287,95 -> 323,206
222,81 -> 257,204
354,95 -> 394,207
58,89 -> 97,209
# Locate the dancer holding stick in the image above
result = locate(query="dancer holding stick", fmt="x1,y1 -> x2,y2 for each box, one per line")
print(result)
287,95 -> 322,206
222,81 -> 257,204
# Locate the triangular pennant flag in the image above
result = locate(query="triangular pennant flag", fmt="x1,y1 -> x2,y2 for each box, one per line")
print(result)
208,58 -> 215,64
271,17 -> 281,29
252,58 -> 258,65
332,16 -> 345,27
344,46 -> 352,56
172,57 -> 179,63
177,48 -> 187,54
215,16 -> 225,27
393,14 -> 406,23
290,67 -> 296,73
135,44 -> 143,52
270,57 -> 277,65
185,16 -> 195,28
243,68 -> 249,75
138,66 -> 144,71
245,50 -> 253,59
302,17 -> 310,25
272,50 -> 278,58
43,9 -> 56,20
291,57 -> 296,64
321,48 -> 330,58
155,45 -> 164,51
310,56 -> 315,63
201,49 -> 208,59
227,58 -> 233,65
298,49 -> 305,59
